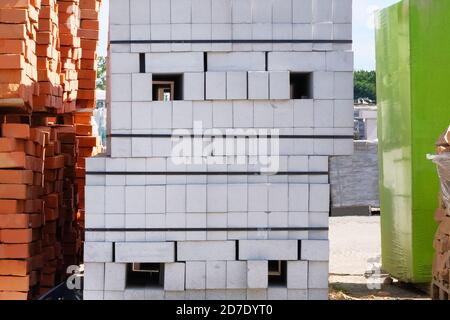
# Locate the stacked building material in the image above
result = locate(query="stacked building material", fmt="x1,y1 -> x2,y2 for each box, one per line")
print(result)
34,0 -> 62,112
0,0 -> 40,112
84,0 -> 353,300
0,123 -> 47,299
432,126 -> 450,300
0,0 -> 103,300
77,0 -> 101,110
58,0 -> 81,113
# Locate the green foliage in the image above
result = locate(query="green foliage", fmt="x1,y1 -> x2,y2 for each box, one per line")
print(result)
96,56 -> 107,90
354,70 -> 376,102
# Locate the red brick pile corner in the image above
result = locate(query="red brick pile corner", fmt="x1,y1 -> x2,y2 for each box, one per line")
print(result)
0,0 -> 103,300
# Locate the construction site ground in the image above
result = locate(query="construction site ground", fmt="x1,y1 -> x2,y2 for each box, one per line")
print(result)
329,216 -> 430,300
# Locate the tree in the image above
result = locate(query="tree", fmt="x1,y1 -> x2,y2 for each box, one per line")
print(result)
354,70 -> 376,102
96,56 -> 107,90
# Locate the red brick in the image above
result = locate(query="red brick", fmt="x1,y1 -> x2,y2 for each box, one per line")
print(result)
0,229 -> 34,244
0,275 -> 32,292
0,260 -> 31,276
0,170 -> 33,184
1,123 -> 30,140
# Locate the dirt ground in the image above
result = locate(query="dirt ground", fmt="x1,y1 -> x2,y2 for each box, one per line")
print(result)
328,216 -> 430,300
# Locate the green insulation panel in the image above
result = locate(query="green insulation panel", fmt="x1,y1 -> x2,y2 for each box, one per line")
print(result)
376,0 -> 450,283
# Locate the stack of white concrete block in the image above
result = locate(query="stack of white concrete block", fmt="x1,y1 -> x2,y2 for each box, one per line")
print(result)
84,0 -> 353,300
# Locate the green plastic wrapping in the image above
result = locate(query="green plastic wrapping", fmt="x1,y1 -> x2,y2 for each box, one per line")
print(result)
375,0 -> 450,283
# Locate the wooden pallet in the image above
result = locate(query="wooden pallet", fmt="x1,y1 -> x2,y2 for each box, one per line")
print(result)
431,280 -> 450,300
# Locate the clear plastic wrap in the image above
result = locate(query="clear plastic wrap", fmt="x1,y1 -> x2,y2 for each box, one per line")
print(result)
430,153 -> 450,209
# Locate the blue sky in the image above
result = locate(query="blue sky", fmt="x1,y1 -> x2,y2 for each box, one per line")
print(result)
98,0 -> 400,70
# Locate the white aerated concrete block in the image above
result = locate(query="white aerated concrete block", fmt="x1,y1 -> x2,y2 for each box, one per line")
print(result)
273,0 -> 292,23
145,53 -> 204,73
186,185 -> 207,212
110,53 -> 139,74
293,0 -> 312,23
333,100 -> 353,127
206,261 -> 227,289
252,0 -> 272,23
85,186 -> 104,214
84,242 -> 113,262
110,0 -> 130,24
104,291 -> 124,300
150,24 -> 171,52
287,261 -> 308,289
228,184 -> 248,212
248,71 -> 269,100
212,101 -> 233,127
171,0 -> 191,23
308,261 -> 329,289
293,100 -> 314,128
314,100 -> 334,128
84,263 -> 105,291
131,25 -> 150,52
313,72 -> 334,99
239,240 -> 298,260
253,101 -> 273,127
125,186 -> 146,213
105,186 -> 125,213
334,72 -> 354,100
111,102 -> 132,131
227,72 -> 248,100
289,184 -> 309,212
83,290 -> 104,300
232,0 -> 252,23
248,184 -> 268,212
186,262 -> 206,289
130,0 -> 150,24
247,261 -> 268,289
301,240 -> 329,261
268,287 -> 288,300
268,52 -> 326,72
226,261 -> 247,289
308,288 -> 328,300
333,0 -> 352,23
192,0 -> 212,23
104,263 -> 127,291
172,101 -> 193,129
206,72 -> 226,100
273,100 -> 294,128
334,23 -> 352,41
164,263 -> 186,291
166,185 -> 186,213
313,0 -> 332,23
131,102 -> 151,130
288,289 -> 308,300
233,101 -> 253,128
208,52 -> 265,71
212,0 -> 232,23
309,184 -> 330,211
183,73 -> 205,101
111,74 -> 131,102
268,184 -> 289,212
115,242 -> 175,262
151,0 -> 171,23
177,241 -> 236,261
132,73 -> 152,102
193,101 -> 213,128
145,186 -> 166,213
207,184 -> 227,212
269,71 -> 290,100
326,51 -> 353,72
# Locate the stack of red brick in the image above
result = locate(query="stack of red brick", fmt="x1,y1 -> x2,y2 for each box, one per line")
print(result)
432,126 -> 450,300
0,0 -> 102,299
